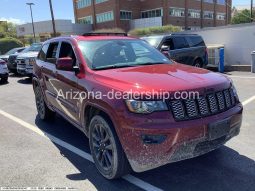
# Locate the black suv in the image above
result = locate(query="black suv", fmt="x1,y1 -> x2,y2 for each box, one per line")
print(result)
142,34 -> 208,68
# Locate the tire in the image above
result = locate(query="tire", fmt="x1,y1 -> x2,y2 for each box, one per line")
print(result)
193,59 -> 203,68
34,84 -> 55,121
0,76 -> 8,83
89,115 -> 131,179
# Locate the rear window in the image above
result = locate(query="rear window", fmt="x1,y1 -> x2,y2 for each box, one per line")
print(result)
186,36 -> 205,47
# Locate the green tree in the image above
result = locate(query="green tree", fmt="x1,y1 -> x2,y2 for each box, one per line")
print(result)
0,22 -> 17,38
231,9 -> 255,24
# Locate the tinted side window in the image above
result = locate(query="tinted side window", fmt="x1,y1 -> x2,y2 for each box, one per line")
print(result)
186,36 -> 205,47
172,37 -> 189,49
46,42 -> 59,64
59,42 -> 76,66
162,38 -> 174,50
38,44 -> 49,61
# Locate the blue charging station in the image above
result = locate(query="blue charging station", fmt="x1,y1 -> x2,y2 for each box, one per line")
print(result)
219,48 -> 225,73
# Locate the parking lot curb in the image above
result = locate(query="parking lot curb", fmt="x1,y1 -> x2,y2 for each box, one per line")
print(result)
207,65 -> 251,72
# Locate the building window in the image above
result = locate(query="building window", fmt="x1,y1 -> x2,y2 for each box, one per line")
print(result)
204,0 -> 214,3
141,8 -> 163,18
78,16 -> 93,24
120,11 -> 132,20
188,9 -> 201,18
95,0 -> 108,4
96,11 -> 114,23
77,0 -> 91,9
217,13 -> 226,20
169,7 -> 185,17
204,11 -> 214,19
217,0 -> 226,5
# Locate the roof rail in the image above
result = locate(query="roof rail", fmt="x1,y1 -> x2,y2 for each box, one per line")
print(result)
171,33 -> 199,36
83,32 -> 128,36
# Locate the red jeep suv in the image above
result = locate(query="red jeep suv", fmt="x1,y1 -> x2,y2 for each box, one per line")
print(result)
33,33 -> 243,179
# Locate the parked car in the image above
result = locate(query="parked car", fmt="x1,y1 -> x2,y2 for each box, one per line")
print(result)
32,33 -> 243,179
0,59 -> 9,83
141,34 -> 208,68
16,43 -> 42,77
7,47 -> 30,74
0,47 -> 25,63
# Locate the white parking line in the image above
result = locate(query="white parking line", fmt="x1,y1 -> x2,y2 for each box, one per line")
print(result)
0,109 -> 163,191
227,76 -> 255,79
242,96 -> 255,106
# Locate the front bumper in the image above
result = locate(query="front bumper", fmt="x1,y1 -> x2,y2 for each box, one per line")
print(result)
0,73 -> 8,78
117,103 -> 243,172
17,67 -> 33,76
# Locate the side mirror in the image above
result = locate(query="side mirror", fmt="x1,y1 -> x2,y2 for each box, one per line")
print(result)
56,57 -> 73,71
162,51 -> 170,59
161,45 -> 170,52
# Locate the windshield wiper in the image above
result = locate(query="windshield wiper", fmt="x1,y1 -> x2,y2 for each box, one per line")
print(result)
135,62 -> 166,66
93,64 -> 137,70
93,62 -> 169,70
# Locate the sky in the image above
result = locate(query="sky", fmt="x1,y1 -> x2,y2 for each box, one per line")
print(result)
0,0 -> 252,25
0,0 -> 74,24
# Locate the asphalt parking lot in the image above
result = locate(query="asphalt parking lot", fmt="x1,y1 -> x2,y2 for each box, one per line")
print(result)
0,71 -> 255,191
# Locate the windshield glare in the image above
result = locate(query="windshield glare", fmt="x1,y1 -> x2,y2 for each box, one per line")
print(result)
141,36 -> 163,48
78,39 -> 171,70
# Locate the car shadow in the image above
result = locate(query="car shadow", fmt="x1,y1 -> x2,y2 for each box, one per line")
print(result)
0,80 -> 9,85
35,115 -> 255,191
17,77 -> 32,85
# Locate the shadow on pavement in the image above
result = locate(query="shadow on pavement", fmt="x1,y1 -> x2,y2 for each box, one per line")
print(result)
35,115 -> 255,191
17,77 -> 32,85
0,81 -> 9,85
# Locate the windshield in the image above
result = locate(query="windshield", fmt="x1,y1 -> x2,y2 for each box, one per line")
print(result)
21,47 -> 32,53
141,36 -> 163,48
26,43 -> 42,52
78,39 -> 171,70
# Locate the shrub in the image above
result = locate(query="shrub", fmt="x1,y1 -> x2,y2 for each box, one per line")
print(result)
0,37 -> 24,54
129,25 -> 181,37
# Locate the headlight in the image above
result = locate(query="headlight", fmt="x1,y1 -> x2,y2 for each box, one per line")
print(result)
28,58 -> 36,65
126,100 -> 168,114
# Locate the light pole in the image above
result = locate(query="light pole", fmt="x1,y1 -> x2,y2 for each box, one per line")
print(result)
26,2 -> 36,43
251,0 -> 254,22
49,0 -> 57,37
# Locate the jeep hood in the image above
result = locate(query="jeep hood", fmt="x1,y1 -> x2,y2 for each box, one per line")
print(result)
93,63 -> 231,93
17,51 -> 39,58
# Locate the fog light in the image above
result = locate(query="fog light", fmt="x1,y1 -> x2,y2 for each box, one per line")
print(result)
141,135 -> 167,144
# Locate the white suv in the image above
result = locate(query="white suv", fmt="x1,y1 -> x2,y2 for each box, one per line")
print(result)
0,59 -> 9,83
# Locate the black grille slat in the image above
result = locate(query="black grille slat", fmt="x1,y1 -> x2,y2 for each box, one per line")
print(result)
171,100 -> 185,120
197,97 -> 209,116
229,89 -> 236,105
170,88 -> 237,121
208,94 -> 218,113
185,100 -> 198,118
224,90 -> 231,108
216,92 -> 225,111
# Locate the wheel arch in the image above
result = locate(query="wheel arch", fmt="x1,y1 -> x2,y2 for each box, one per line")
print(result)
82,103 -> 118,137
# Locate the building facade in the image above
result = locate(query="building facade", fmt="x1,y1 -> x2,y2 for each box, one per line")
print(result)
16,20 -> 92,40
73,0 -> 232,31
